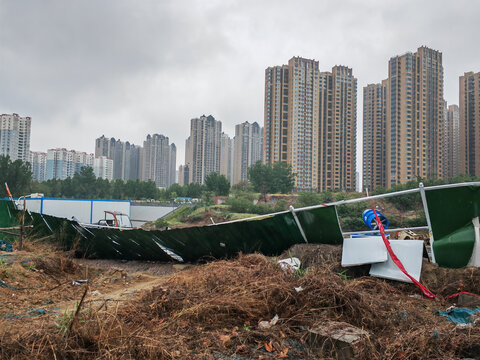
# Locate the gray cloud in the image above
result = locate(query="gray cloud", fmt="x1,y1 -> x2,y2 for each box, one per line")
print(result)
1,0 -> 479,169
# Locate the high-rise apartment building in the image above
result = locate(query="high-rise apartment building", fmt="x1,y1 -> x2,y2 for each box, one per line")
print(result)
363,46 -> 446,189
143,134 -> 176,188
178,165 -> 185,186
363,82 -> 387,192
169,143 -> 177,186
125,142 -> 141,181
93,156 -> 114,180
95,135 -> 142,181
443,104 -> 460,179
233,121 -> 263,185
30,151 -> 47,182
46,149 -> 74,180
95,135 -> 116,159
45,148 -> 94,180
320,66 -> 357,192
0,113 -> 31,162
264,57 -> 357,192
459,71 -> 480,177
184,115 -> 222,184
220,133 -> 234,182
74,152 -> 95,174
385,46 -> 445,187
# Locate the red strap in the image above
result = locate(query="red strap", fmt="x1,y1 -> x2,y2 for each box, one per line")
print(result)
444,291 -> 480,300
372,208 -> 437,299
372,208 -> 480,301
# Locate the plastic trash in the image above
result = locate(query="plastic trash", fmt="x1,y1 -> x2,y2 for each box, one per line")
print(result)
278,257 -> 301,274
0,240 -> 12,252
434,306 -> 480,324
258,314 -> 279,329
72,280 -> 88,286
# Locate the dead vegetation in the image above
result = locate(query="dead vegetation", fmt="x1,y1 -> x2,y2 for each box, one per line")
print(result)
1,245 -> 480,359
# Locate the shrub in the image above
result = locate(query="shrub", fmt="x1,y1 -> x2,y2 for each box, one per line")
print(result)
274,199 -> 289,212
227,197 -> 252,213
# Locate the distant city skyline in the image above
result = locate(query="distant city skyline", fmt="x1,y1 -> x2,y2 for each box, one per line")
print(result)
2,1 -> 478,176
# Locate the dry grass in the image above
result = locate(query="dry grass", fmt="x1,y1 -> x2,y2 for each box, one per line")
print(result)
1,252 -> 480,359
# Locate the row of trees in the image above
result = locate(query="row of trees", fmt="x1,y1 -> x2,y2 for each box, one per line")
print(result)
5,154 -> 476,205
32,167 -> 161,200
0,156 -> 295,201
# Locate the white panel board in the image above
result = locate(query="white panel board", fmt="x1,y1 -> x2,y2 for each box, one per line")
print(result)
341,236 -> 388,267
369,240 -> 424,283
23,199 -> 42,213
92,201 -> 130,225
42,199 -> 91,223
468,217 -> 480,267
130,204 -> 178,226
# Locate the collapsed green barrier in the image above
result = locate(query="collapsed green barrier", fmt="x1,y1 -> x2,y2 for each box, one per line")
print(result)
0,200 -> 343,262
0,200 -> 18,228
427,186 -> 480,268
149,206 -> 342,262
75,206 -> 343,262
432,223 -> 475,268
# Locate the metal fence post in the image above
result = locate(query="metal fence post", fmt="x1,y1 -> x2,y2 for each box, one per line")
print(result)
289,205 -> 308,243
419,182 -> 436,263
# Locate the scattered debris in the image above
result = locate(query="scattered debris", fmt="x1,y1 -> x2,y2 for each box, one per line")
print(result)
458,293 -> 480,308
71,279 -> 88,286
0,240 -> 12,252
435,307 -> 480,325
258,314 -> 279,329
341,236 -> 387,267
1,245 -> 480,358
278,257 -> 301,273
307,321 -> 371,360
369,240 -> 424,283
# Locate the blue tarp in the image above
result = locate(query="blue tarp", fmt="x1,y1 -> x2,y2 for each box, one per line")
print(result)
434,307 -> 480,324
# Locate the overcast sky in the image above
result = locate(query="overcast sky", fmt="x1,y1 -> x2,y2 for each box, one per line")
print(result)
1,0 -> 479,171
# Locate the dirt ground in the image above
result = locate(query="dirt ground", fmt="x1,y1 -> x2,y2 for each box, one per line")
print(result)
1,244 -> 480,359
0,250 -> 189,334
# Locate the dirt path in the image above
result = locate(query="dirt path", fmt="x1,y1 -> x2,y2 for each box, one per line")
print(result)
53,259 -> 195,314
0,253 -> 195,332
58,272 -> 172,313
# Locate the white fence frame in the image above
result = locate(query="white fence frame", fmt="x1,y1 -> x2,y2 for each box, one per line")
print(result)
214,182 -> 480,264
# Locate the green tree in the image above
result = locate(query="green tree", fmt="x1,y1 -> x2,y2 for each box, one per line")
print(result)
141,180 -> 160,200
248,161 -> 294,201
248,161 -> 272,201
271,162 -> 295,194
95,178 -> 111,199
185,182 -> 204,198
72,166 -> 96,198
61,177 -> 75,198
205,172 -> 230,196
231,180 -> 253,192
112,179 -> 125,199
202,191 -> 215,205
0,155 -> 32,198
167,183 -> 185,198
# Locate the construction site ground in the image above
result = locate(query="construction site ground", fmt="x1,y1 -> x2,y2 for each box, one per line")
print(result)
1,242 -> 480,359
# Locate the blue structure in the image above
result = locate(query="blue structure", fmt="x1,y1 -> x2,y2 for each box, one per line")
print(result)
362,209 -> 389,230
